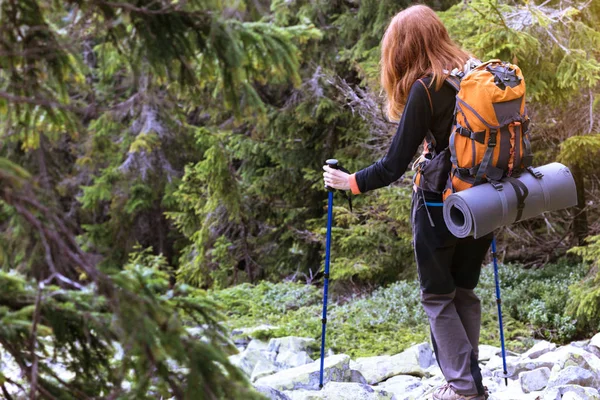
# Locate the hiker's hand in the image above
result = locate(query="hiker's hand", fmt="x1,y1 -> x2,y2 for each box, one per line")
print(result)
323,165 -> 351,191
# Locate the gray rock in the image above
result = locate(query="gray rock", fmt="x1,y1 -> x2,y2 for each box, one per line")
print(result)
268,337 -> 316,354
425,365 -> 443,377
254,384 -> 293,400
487,353 -> 554,379
353,342 -> 434,384
570,340 -> 591,348
589,333 -> 600,359
349,369 -> 368,384
321,382 -> 395,399
547,366 -> 600,389
521,341 -> 556,360
590,332 -> 600,351
377,375 -> 426,399
519,367 -> 550,393
507,357 -> 555,378
254,354 -> 351,391
479,345 -> 502,362
229,348 -> 277,377
485,355 -> 519,373
283,390 -> 324,400
488,376 -> 541,400
424,374 -> 445,388
542,345 -> 600,377
252,359 -> 279,382
276,350 -> 313,369
541,385 -> 600,400
232,324 -> 279,346
482,377 -> 499,395
247,338 -> 270,351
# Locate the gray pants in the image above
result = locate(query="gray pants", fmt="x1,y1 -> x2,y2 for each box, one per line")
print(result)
412,191 -> 492,396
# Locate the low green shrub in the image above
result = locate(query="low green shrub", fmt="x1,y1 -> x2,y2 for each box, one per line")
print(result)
211,260 -> 588,358
478,260 -> 586,343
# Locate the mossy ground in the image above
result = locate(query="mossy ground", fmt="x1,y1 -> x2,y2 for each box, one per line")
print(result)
209,261 -> 586,358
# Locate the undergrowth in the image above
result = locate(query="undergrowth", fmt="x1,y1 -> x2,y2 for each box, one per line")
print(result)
209,261 -> 587,358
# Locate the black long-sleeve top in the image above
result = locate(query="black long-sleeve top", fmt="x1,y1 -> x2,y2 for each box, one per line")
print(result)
352,76 -> 456,194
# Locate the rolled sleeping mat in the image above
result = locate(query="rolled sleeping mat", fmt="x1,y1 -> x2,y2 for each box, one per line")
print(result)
443,162 -> 578,238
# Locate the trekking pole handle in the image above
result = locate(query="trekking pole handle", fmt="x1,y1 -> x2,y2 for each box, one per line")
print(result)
325,159 -> 339,191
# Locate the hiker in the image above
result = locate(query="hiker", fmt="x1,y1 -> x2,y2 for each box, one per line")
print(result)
323,5 -> 491,400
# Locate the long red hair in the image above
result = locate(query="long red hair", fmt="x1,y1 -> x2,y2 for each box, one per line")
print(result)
381,5 -> 469,120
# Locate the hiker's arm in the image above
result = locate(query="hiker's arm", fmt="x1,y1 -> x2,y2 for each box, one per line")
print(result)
350,82 -> 432,194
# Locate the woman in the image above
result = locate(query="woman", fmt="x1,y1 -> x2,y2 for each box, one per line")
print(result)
323,5 -> 491,400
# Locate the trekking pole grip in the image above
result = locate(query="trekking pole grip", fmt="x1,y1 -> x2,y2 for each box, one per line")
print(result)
325,159 -> 339,192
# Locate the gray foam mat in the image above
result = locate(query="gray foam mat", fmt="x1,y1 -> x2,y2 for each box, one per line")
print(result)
443,163 -> 578,238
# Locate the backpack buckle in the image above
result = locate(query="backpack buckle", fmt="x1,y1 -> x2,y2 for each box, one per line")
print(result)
488,130 -> 497,147
527,166 -> 543,179
490,180 -> 503,191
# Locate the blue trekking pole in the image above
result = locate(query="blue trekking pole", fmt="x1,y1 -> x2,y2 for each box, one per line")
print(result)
319,159 -> 337,389
491,235 -> 508,386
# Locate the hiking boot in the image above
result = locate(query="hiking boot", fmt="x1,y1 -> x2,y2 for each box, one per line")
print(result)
432,383 -> 487,400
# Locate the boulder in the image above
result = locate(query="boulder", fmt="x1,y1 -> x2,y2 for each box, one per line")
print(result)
247,339 -> 270,351
485,355 -> 519,373
503,357 -> 555,378
284,390 -> 324,400
229,348 -> 278,377
547,366 -> 600,389
268,337 -> 316,354
321,382 -> 394,400
542,345 -> 600,377
521,341 -> 556,360
487,353 -> 555,379
590,332 -> 600,351
254,384 -> 293,400
479,345 -> 502,362
487,377 -> 541,400
589,333 -> 600,358
349,369 -> 368,384
353,342 -> 434,384
254,354 -> 351,391
425,365 -> 443,377
276,350 -> 313,369
377,375 -> 427,399
541,385 -> 600,400
252,359 -> 279,382
519,367 -> 550,393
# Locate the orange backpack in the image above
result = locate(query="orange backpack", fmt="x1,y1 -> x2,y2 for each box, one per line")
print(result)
442,59 -> 534,199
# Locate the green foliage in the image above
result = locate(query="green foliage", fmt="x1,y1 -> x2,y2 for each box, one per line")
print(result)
558,134 -> 600,170
211,261 -> 587,358
567,235 -> 600,332
477,260 -> 586,343
210,280 -> 428,358
0,246 -> 266,398
313,183 -> 415,284
442,0 -> 600,104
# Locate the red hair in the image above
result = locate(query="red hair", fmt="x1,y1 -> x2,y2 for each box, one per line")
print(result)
381,5 -> 469,120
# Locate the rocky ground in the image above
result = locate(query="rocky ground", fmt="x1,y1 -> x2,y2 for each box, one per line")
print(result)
230,326 -> 600,400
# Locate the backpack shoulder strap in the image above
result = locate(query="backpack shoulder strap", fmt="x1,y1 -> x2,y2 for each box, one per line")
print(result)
417,78 -> 433,114
444,76 -> 461,92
